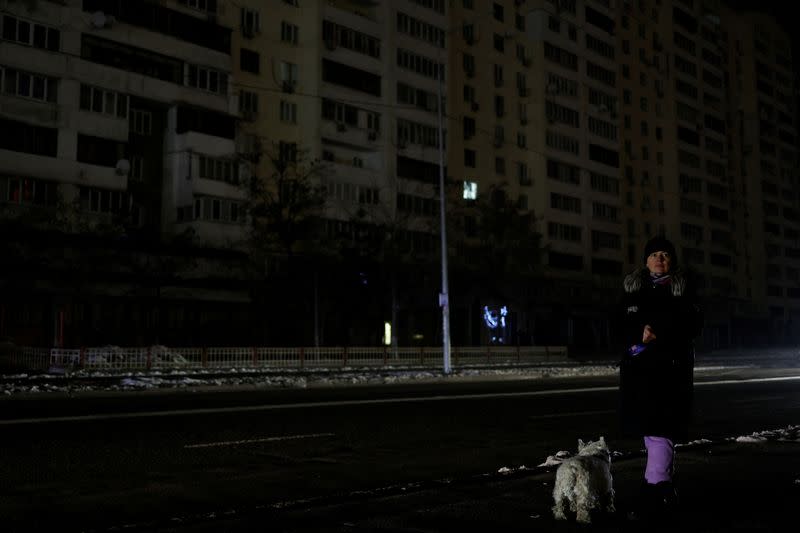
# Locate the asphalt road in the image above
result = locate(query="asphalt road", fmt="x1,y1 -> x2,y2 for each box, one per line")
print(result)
1,367 -> 799,532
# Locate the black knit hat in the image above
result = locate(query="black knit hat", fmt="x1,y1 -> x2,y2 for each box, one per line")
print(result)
643,236 -> 677,266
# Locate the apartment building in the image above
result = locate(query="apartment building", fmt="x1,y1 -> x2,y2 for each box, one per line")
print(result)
0,0 -> 250,345
449,0 -> 622,348
722,5 -> 799,346
617,0 -> 798,348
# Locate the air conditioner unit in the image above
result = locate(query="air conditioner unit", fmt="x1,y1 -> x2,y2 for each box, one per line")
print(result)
282,80 -> 296,93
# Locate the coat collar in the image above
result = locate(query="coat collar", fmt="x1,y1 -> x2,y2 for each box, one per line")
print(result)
624,268 -> 686,297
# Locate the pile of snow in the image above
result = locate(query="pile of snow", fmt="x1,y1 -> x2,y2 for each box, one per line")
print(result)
733,425 -> 800,443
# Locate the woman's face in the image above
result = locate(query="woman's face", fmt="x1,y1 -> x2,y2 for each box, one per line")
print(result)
646,250 -> 672,275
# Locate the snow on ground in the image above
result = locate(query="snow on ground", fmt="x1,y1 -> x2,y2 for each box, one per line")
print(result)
1,345 -> 799,396
0,364 -> 623,396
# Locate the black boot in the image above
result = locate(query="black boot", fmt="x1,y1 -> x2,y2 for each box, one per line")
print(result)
628,480 -> 679,523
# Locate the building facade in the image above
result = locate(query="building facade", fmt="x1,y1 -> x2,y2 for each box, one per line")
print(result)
1,0 -> 797,351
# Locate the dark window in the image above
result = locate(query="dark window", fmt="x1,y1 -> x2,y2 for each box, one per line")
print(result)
591,258 -> 622,276
322,59 -> 381,97
81,35 -> 183,85
584,5 -> 615,34
397,155 -> 440,184
240,48 -> 259,73
76,134 -> 128,167
549,251 -> 583,271
176,106 -> 235,138
0,117 -> 57,157
588,144 -> 619,168
82,0 -> 231,54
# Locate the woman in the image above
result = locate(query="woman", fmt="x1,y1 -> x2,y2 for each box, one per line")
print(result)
619,236 -> 703,518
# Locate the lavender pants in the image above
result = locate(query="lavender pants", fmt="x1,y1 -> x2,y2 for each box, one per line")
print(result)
644,436 -> 674,484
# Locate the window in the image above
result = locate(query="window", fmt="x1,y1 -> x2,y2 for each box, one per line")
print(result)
495,156 -> 505,175
463,180 -> 477,200
186,64 -> 228,95
77,134 -> 127,167
398,48 -> 444,80
551,192 -> 581,213
324,20 -> 381,58
129,155 -> 144,182
548,222 -> 582,242
179,0 -> 218,13
590,172 -> 619,195
0,175 -> 57,207
79,84 -> 127,117
517,162 -> 530,185
517,132 -> 527,149
239,48 -> 260,74
129,109 -> 152,135
239,90 -> 258,113
2,67 -> 58,103
493,33 -> 504,53
396,12 -> 445,48
592,230 -> 621,250
281,21 -> 298,44
495,95 -> 505,117
1,15 -> 60,51
198,155 -> 239,184
241,7 -> 261,36
547,159 -> 580,185
79,186 -> 129,215
464,149 -> 476,167
463,84 -> 475,103
193,195 -> 243,223
280,100 -> 297,123
279,141 -> 297,163
279,61 -> 298,83
545,131 -> 580,155
493,64 -> 504,87
493,2 -> 504,21
0,118 -> 56,156
592,202 -> 619,222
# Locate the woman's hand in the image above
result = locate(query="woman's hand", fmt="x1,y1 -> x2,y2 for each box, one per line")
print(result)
643,324 -> 657,343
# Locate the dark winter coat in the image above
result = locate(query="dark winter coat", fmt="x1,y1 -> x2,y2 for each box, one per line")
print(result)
618,268 -> 703,441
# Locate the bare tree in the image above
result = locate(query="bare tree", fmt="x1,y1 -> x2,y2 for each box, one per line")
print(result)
244,142 -> 329,262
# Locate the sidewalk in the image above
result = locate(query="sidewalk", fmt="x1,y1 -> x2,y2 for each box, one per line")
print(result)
183,439 -> 800,532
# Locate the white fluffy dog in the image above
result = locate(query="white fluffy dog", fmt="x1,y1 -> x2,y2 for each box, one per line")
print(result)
551,436 -> 616,524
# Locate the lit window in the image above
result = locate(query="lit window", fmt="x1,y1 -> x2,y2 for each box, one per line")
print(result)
463,180 -> 477,200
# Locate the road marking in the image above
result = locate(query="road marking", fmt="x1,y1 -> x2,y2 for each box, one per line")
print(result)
2,375 -> 800,426
184,432 -> 336,449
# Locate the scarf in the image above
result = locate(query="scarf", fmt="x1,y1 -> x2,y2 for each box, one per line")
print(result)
650,272 -> 672,286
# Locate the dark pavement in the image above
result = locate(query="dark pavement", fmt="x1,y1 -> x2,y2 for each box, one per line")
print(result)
155,438 -> 800,532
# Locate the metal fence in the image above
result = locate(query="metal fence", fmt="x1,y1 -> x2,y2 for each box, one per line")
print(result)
2,345 -> 569,373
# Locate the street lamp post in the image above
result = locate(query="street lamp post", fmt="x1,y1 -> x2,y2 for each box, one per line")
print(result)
436,62 -> 451,374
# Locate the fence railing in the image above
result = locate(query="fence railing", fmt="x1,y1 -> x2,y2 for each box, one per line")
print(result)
2,345 -> 570,372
